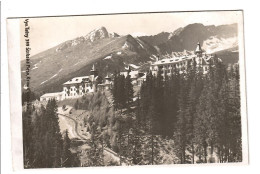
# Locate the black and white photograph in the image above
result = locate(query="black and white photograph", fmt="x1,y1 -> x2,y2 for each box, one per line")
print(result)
6,10 -> 248,169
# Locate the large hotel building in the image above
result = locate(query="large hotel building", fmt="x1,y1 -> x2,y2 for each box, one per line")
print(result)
150,42 -> 220,76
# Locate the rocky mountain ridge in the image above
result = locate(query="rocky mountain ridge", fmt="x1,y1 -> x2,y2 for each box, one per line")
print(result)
21,23 -> 239,95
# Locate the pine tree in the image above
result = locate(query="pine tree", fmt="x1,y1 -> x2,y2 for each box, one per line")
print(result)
144,96 -> 162,165
22,106 -> 34,168
61,130 -> 72,167
130,119 -> 143,165
86,121 -> 104,166
112,71 -> 119,110
74,99 -> 79,110
125,74 -> 134,110
118,75 -> 126,110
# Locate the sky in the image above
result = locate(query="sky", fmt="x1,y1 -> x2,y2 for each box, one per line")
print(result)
19,11 -> 242,56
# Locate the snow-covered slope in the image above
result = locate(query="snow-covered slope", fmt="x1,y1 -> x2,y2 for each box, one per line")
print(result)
21,23 -> 239,95
202,36 -> 238,54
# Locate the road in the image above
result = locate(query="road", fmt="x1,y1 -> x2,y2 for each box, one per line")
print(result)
58,113 -> 88,140
57,106 -> 122,165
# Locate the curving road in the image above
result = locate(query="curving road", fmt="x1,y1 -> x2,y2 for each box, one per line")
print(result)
58,113 -> 88,140
58,106 -> 122,165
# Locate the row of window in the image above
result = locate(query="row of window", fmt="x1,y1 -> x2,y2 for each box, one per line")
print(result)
153,58 -> 206,71
64,92 -> 84,97
64,85 -> 93,92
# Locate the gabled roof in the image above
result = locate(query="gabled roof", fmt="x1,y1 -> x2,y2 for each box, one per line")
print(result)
151,55 -> 196,66
105,74 -> 111,79
138,73 -> 147,80
63,76 -> 89,85
40,92 -> 63,98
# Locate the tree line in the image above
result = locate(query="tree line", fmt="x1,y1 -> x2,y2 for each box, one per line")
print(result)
112,71 -> 134,111
22,99 -> 80,168
22,56 -> 242,167
111,58 -> 242,164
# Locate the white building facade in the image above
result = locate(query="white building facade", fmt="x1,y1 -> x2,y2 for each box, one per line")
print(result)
40,92 -> 63,101
62,65 -> 112,100
120,67 -> 146,86
150,42 -> 220,76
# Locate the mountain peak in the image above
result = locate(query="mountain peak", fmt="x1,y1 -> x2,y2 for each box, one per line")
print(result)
109,32 -> 120,38
84,26 -> 109,42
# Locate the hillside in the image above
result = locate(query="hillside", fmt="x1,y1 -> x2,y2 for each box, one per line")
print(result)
21,27 -> 157,94
21,23 -> 239,95
139,23 -> 238,54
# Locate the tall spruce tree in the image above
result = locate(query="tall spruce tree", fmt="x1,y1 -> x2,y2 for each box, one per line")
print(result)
86,121 -> 104,166
61,130 -> 73,167
125,74 -> 134,110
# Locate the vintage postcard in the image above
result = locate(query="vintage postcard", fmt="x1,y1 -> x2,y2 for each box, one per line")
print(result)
7,10 -> 248,170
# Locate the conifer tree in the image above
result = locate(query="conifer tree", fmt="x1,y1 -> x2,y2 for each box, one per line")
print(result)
118,75 -> 126,110
61,130 -> 72,167
112,71 -> 119,110
86,121 -> 104,166
125,74 -> 134,110
22,106 -> 34,168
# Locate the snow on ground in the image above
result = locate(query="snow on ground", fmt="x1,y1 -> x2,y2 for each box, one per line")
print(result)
122,42 -> 129,49
49,74 -> 57,80
22,61 -> 41,73
49,69 -> 63,80
136,39 -> 145,49
104,55 -> 112,60
73,59 -> 85,66
40,79 -> 48,85
202,36 -> 238,54
133,97 -> 138,101
129,64 -> 140,69
71,39 -> 80,46
150,54 -> 157,60
31,63 -> 39,70
73,62 -> 80,66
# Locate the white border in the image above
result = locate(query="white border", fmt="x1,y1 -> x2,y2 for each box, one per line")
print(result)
238,11 -> 249,164
7,19 -> 23,171
6,11 -> 249,170
2,0 -> 260,174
